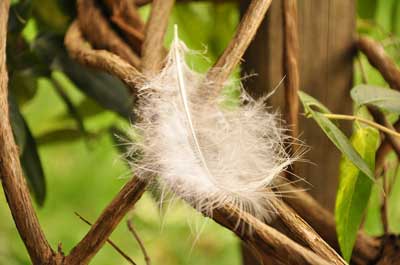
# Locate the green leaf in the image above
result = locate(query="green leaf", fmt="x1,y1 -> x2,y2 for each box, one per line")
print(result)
335,127 -> 379,262
51,78 -> 86,136
298,91 -> 331,114
32,0 -> 70,34
299,91 -> 375,180
351,85 -> 400,114
9,94 -> 27,153
20,122 -> 46,206
9,68 -> 39,105
357,0 -> 377,19
36,128 -> 84,146
9,96 -> 46,206
8,0 -> 32,33
54,55 -> 133,120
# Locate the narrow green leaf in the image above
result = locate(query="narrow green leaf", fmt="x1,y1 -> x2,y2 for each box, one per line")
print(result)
9,95 -> 27,153
299,91 -> 375,180
8,0 -> 32,33
351,85 -> 400,114
9,96 -> 46,205
51,78 -> 86,136
54,55 -> 133,120
20,122 -> 46,206
298,90 -> 331,114
335,127 -> 379,262
36,128 -> 84,146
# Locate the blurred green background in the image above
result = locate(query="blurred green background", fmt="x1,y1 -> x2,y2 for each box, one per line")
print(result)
2,0 -> 400,264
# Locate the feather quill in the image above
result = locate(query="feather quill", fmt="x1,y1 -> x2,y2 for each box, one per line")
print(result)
130,25 -> 297,223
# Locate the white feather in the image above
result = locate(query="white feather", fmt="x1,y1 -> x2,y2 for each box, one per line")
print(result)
130,25 -> 297,223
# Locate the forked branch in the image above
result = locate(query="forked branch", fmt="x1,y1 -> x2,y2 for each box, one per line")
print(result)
65,21 -> 142,93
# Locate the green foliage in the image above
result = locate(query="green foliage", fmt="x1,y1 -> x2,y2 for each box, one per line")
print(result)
351,85 -> 400,114
298,91 -> 375,180
9,95 -> 46,205
335,127 -> 379,262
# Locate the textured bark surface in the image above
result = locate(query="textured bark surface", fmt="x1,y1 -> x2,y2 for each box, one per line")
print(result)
240,0 -> 355,211
240,0 -> 355,264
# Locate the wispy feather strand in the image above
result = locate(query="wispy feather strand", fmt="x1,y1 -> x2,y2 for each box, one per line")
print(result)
129,25 -> 297,222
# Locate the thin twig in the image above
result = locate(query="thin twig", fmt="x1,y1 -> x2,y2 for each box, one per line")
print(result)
141,0 -> 175,73
74,212 -> 137,265
357,36 -> 400,92
381,165 -> 390,235
367,107 -> 400,157
322,113 -> 400,139
127,219 -> 151,265
205,0 -> 272,98
0,1 -> 55,264
64,177 -> 147,265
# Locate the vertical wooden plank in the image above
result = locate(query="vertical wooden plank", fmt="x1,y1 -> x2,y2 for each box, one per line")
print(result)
240,0 -> 355,212
240,0 -> 355,261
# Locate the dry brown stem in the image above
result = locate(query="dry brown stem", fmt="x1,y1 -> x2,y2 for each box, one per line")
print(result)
282,0 -> 300,141
369,106 -> 400,158
375,120 -> 400,176
65,177 -> 147,265
103,0 -> 145,54
77,0 -> 140,67
127,219 -> 151,265
135,0 -> 236,6
74,212 -> 137,265
64,21 -> 142,94
357,36 -> 400,92
277,181 -> 380,265
213,204 -> 332,265
205,0 -> 272,98
270,198 -> 346,264
0,1 -> 55,264
141,0 -> 175,73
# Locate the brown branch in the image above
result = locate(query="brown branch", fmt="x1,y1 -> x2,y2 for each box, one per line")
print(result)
135,0 -> 236,6
381,166 -> 390,235
277,181 -> 380,265
65,177 -> 147,265
368,106 -> 400,158
74,212 -> 137,265
357,36 -> 400,92
141,0 -> 175,73
65,21 -> 142,94
205,0 -> 272,98
0,1 -> 55,264
77,0 -> 140,67
127,219 -> 151,265
103,0 -> 145,54
212,204 -> 332,265
270,198 -> 346,264
282,0 -> 300,141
